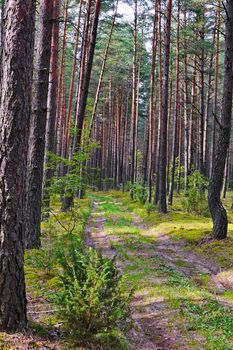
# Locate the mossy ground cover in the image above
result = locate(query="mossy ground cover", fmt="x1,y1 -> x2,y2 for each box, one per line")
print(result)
0,197 -> 92,350
89,190 -> 233,349
1,191 -> 233,349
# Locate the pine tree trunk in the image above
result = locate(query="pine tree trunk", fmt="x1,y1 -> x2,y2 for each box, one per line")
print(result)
55,0 -> 68,157
168,0 -> 180,205
65,0 -> 83,154
148,0 -> 158,203
74,0 -> 101,151
130,0 -> 138,199
208,1 -> 233,240
0,0 -> 35,330
89,0 -> 118,136
26,0 -> 53,249
158,0 -> 172,213
210,0 -> 221,176
43,0 -> 60,212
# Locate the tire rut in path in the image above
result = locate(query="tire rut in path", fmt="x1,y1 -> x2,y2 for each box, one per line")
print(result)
85,200 -> 192,350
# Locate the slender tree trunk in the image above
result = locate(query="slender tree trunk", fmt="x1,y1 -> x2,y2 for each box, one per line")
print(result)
74,0 -> 101,151
188,60 -> 197,171
26,0 -> 53,249
148,0 -> 158,203
168,0 -> 180,205
158,0 -> 172,213
130,0 -> 138,199
154,0 -> 162,205
55,0 -> 68,156
65,0 -> 83,154
89,0 -> 118,136
43,0 -> 60,211
183,0 -> 189,191
0,0 -> 35,331
208,1 -> 233,240
210,0 -> 221,176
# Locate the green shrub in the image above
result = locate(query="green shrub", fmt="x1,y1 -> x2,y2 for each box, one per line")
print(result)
130,182 -> 147,204
144,202 -> 155,215
182,170 -> 209,215
53,234 -> 131,339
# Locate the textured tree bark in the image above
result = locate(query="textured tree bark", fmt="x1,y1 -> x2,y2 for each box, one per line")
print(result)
74,0 -> 101,151
168,0 -> 180,205
70,0 -> 91,159
25,0 -> 53,249
148,0 -> 158,203
66,0 -> 83,154
158,0 -> 172,213
210,0 -> 221,177
130,0 -> 138,199
208,0 -> 233,240
55,0 -> 68,157
0,0 -> 35,330
198,4 -> 205,175
89,0 -> 118,137
43,0 -> 60,212
154,0 -> 162,205
183,0 -> 189,192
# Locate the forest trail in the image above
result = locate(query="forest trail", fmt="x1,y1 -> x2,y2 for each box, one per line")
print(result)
85,194 -> 233,350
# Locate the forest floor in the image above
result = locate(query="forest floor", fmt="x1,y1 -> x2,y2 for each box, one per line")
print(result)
85,192 -> 233,350
0,192 -> 233,349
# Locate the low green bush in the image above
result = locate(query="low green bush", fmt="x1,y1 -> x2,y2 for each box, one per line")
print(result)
130,182 -> 147,204
53,233 -> 131,339
182,170 -> 209,216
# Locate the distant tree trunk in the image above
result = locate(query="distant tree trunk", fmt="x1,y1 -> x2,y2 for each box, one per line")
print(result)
130,0 -> 138,199
158,0 -> 172,213
74,0 -> 101,151
148,0 -> 158,203
71,0 -> 92,158
43,0 -> 60,211
0,0 -> 35,330
62,0 -> 101,210
188,60 -> 197,171
203,40 -> 215,176
168,0 -> 180,205
26,0 -> 53,249
183,0 -> 189,191
65,0 -> 83,154
198,4 -> 205,175
55,0 -> 68,156
208,1 -> 233,240
89,0 -> 118,136
154,0 -> 162,205
210,0 -> 221,176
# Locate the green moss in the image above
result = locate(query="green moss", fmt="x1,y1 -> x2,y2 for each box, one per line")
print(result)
0,334 -> 13,350
223,290 -> 233,301
28,321 -> 49,338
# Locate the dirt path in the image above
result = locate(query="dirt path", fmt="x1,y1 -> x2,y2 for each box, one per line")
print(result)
85,197 -> 233,350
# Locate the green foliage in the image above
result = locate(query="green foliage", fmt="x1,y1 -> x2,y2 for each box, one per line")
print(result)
53,233 -> 131,339
45,142 -> 98,209
130,182 -> 147,204
182,170 -> 209,215
144,202 -> 155,215
181,300 -> 233,350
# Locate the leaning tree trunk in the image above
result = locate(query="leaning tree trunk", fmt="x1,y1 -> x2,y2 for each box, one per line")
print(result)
208,0 -> 233,240
0,0 -> 35,330
74,0 -> 101,151
26,0 -> 53,249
